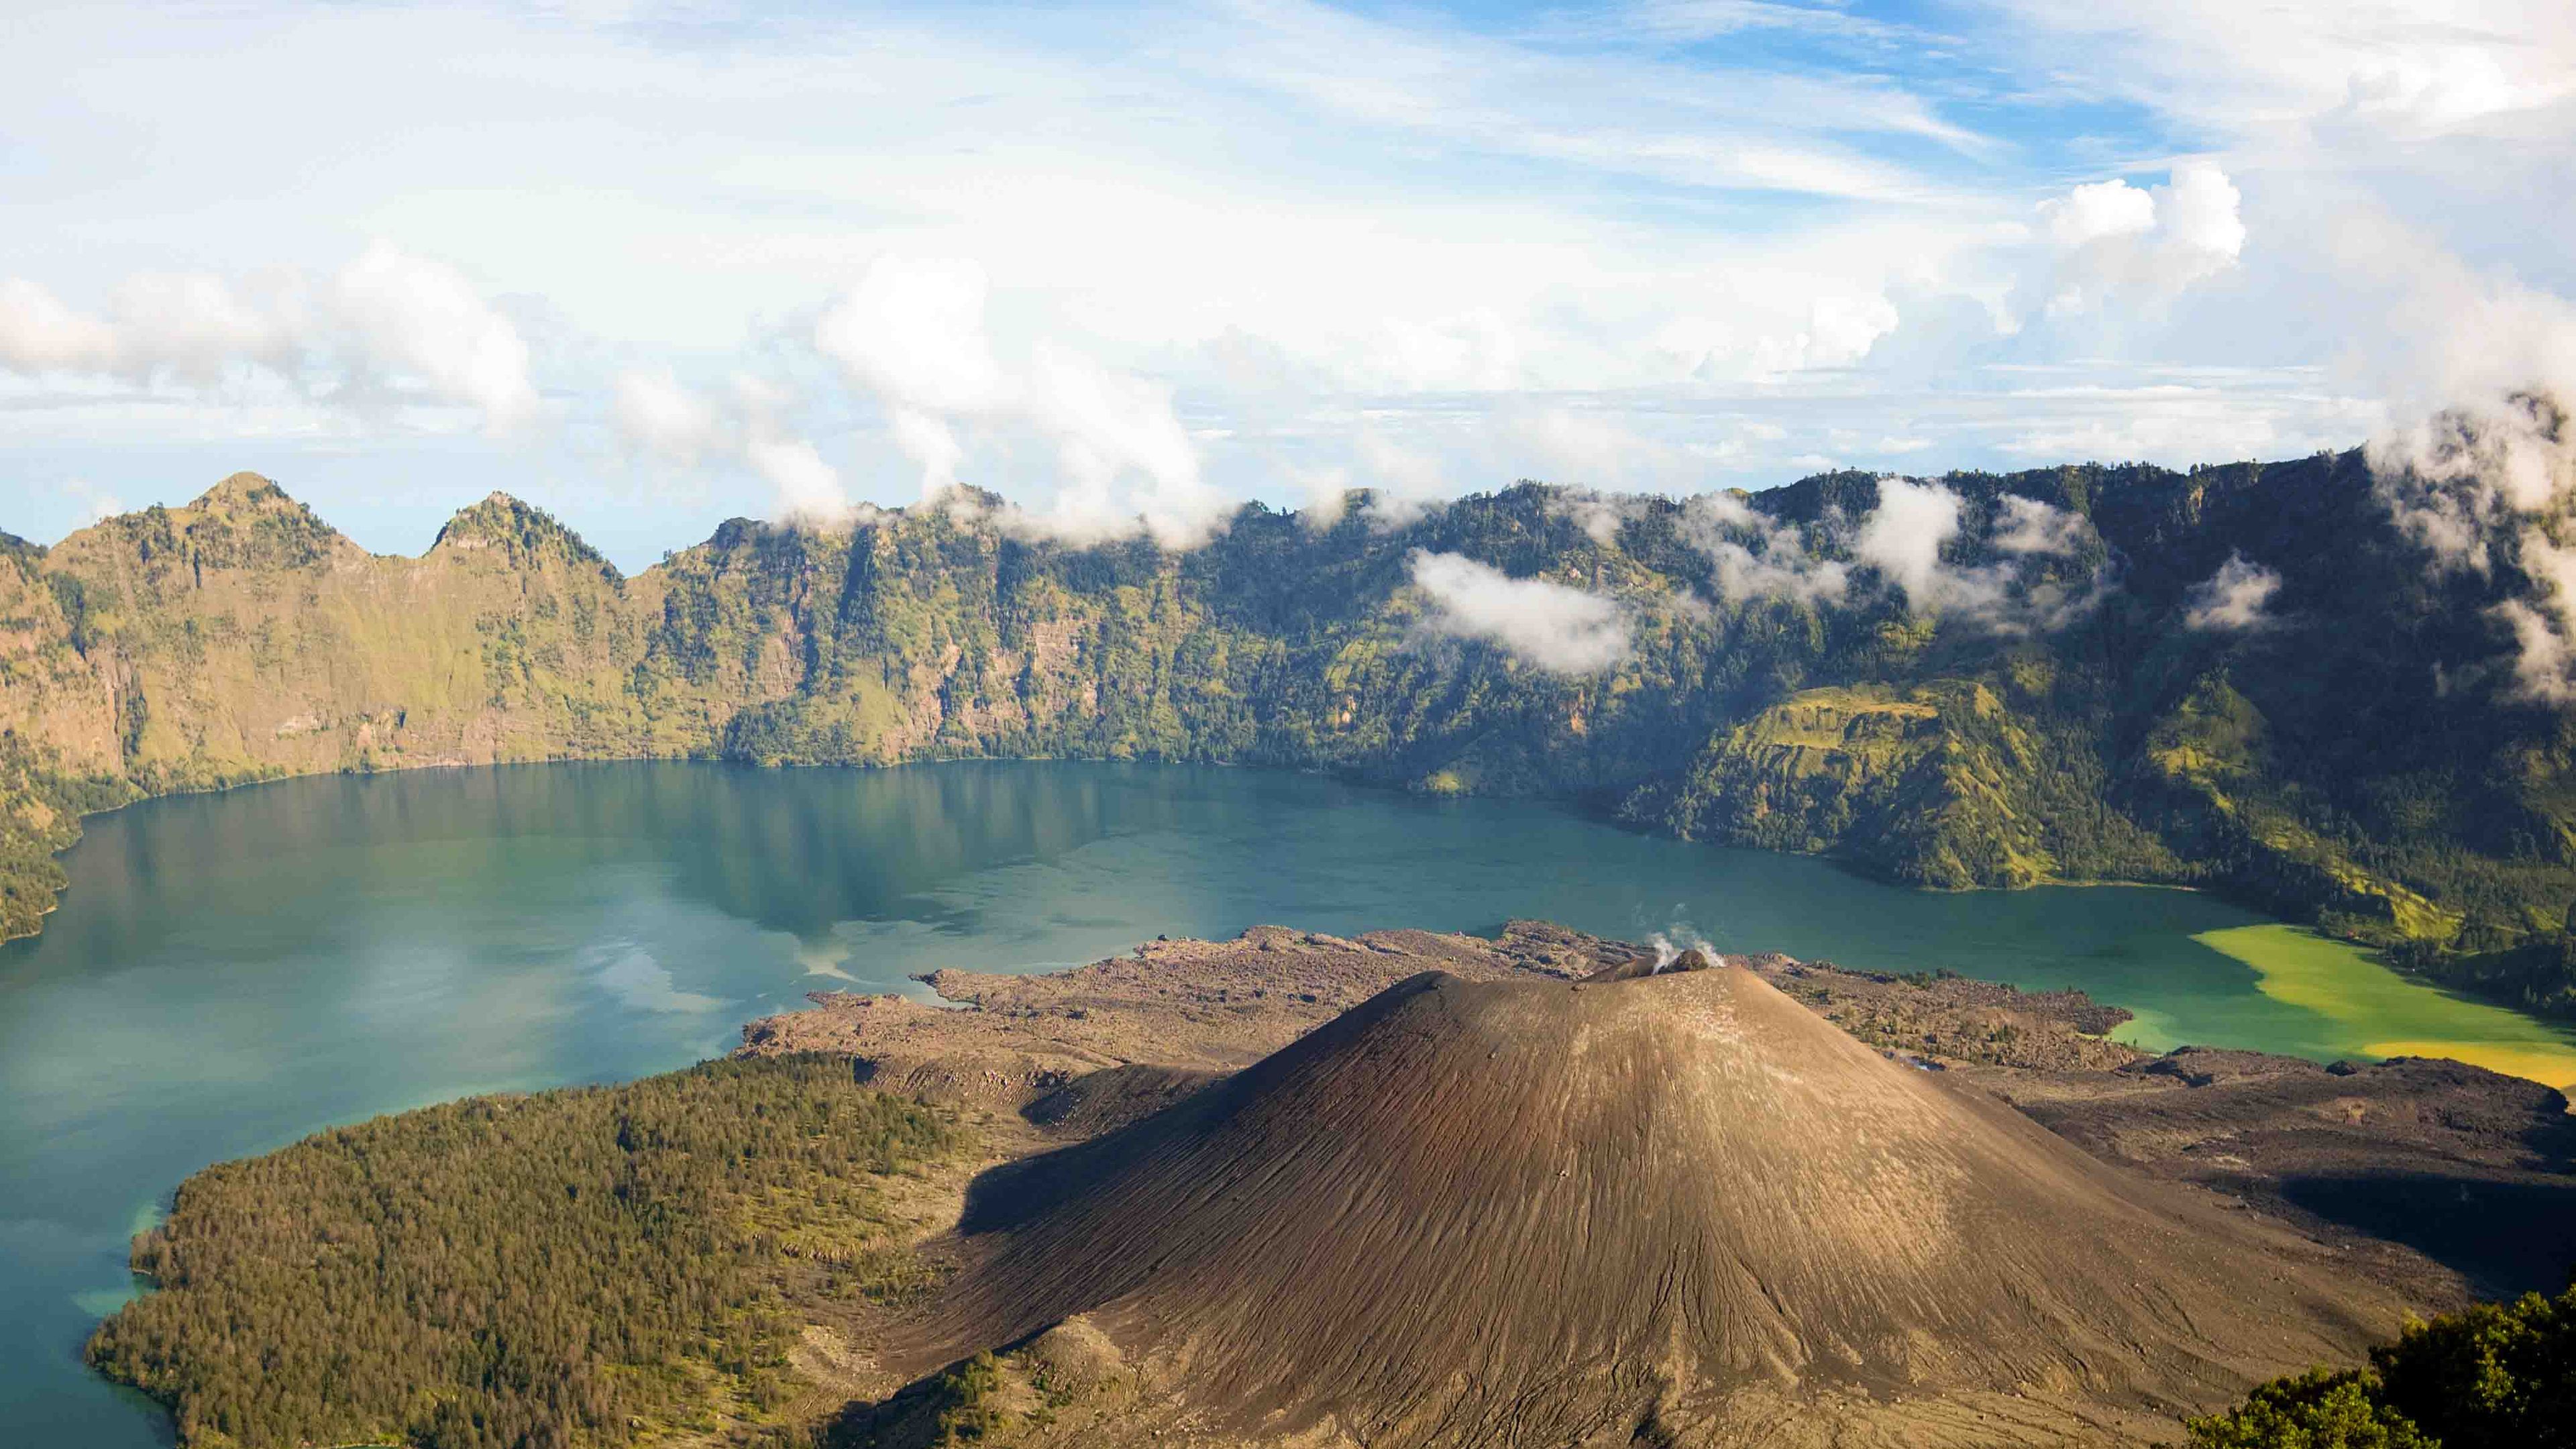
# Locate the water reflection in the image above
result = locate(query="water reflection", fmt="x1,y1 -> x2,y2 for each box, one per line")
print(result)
3,758 -> 2534,1444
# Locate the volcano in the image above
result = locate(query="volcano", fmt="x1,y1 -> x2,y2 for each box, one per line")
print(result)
890,961 -> 2412,1446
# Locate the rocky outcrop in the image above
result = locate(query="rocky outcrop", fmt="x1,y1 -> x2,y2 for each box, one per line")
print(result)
9,458 -> 2576,1013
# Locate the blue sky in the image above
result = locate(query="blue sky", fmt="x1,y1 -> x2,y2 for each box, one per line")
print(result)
3,0 -> 2570,568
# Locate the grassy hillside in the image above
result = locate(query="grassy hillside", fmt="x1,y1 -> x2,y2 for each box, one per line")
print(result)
6,460 -> 2575,1011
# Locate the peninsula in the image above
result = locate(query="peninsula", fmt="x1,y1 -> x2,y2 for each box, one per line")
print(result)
90,923 -> 2576,1448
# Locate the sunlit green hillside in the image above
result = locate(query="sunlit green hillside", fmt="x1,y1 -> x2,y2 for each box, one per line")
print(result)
6,455 -> 2575,1014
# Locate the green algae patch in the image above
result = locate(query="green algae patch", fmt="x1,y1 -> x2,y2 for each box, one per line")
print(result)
2196,924 -> 2576,1088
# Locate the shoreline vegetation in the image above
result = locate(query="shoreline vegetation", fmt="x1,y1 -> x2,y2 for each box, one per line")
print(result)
87,1057 -> 973,1449
9,455 -> 2576,1016
88,924 -> 2576,1449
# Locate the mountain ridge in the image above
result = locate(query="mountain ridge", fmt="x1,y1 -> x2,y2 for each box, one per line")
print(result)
5,457 -> 2575,1014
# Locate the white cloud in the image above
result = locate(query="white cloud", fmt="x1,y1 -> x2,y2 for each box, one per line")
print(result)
1408,549 -> 1631,673
809,254 -> 1222,544
1683,478 -> 2101,628
0,0 -> 2566,562
1546,488 -> 1636,547
2041,180 -> 2156,249
1750,292 -> 1902,374
813,256 -> 1008,497
1853,475 -> 1991,610
2370,396 -> 2575,571
2342,199 -> 2576,702
2160,165 -> 2249,269
2341,213 -> 2576,457
0,271 -> 301,382
331,241 -> 542,433
1986,0 -> 2576,142
60,478 -> 124,528
2371,393 -> 2576,701
0,243 -> 541,435
611,368 -> 724,465
2183,552 -> 2283,631
2496,594 -> 2576,704
1020,341 -> 1222,545
105,270 -> 302,381
747,432 -> 847,524
1609,0 -> 1911,44
606,367 -> 853,519
1201,0 -> 1984,201
1350,430 -> 1456,529
0,278 -> 120,373
1992,493 -> 2094,555
814,256 -> 1010,417
731,375 -> 849,523
1851,480 -> 2107,627
1980,0 -> 2576,594
885,405 -> 967,499
2026,163 -> 2245,319
1682,490 -> 1851,606
1494,405 -> 1712,495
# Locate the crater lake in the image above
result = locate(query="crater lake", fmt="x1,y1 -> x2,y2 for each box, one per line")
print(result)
7,759 -> 2575,1444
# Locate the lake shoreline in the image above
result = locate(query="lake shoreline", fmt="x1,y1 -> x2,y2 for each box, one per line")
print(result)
93,920 -> 2576,1449
12,759 -> 2571,1446
3,749 -> 2479,991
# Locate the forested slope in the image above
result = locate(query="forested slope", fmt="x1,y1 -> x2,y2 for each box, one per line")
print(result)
86,1055 -> 963,1449
5,458 -> 2573,1010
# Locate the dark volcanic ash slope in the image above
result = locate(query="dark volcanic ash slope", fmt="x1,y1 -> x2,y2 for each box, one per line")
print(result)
887,963 -> 2414,1448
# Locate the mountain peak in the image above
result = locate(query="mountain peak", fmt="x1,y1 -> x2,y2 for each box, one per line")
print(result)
190,472 -> 290,512
903,966 -> 2406,1442
431,492 -> 616,579
75,471 -> 355,571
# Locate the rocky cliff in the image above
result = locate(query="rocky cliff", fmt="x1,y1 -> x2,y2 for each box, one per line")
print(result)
6,458 -> 2574,1009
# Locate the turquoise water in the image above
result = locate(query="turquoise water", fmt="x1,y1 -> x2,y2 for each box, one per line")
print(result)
0,759 -> 2512,1444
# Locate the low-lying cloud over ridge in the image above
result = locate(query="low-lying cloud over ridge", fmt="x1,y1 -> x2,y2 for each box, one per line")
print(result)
2372,393 -> 2576,701
619,254 -> 1229,543
2184,553 -> 2284,631
1408,551 -> 1631,674
1675,476 -> 2104,632
1,0 -> 2570,602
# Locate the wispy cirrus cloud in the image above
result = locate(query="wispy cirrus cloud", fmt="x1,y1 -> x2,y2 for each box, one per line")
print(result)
1201,0 -> 1995,198
0,0 -> 2564,579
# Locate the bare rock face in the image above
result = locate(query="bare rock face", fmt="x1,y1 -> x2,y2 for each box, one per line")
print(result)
888,965 -> 2413,1447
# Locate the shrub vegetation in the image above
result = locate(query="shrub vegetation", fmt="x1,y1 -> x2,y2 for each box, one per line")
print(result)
87,1056 -> 961,1449
2187,1283 -> 2576,1448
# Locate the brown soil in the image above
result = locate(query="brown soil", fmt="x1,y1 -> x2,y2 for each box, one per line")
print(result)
877,964 -> 2410,1446
1749,956 -> 2145,1071
740,922 -> 1611,1109
1994,1049 -> 2576,1299
733,922 -> 2576,1448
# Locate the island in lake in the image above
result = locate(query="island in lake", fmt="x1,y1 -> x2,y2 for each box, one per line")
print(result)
89,923 -> 2576,1448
